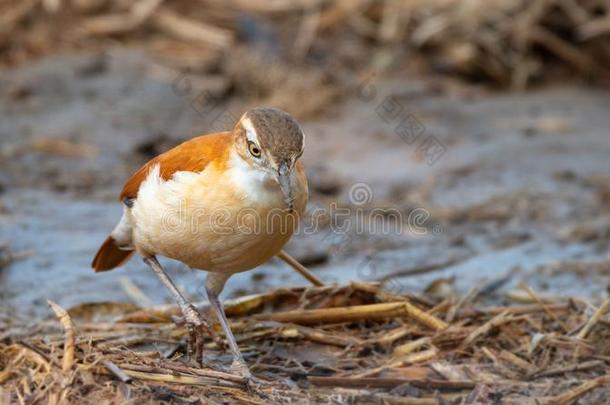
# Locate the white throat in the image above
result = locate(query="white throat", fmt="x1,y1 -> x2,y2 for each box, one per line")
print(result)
227,150 -> 283,206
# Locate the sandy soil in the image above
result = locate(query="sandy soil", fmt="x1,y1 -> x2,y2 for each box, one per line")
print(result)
1,51 -> 610,317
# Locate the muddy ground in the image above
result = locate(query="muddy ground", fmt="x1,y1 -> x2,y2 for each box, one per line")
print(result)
1,50 -> 609,318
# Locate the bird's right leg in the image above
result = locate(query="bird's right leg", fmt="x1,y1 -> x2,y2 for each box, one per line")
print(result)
143,256 -> 215,364
205,272 -> 251,379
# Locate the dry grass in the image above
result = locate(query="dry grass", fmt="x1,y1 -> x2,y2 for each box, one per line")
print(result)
1,0 -> 610,89
2,282 -> 610,403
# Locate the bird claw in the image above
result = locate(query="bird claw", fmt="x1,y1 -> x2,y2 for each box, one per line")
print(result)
184,323 -> 205,365
182,305 -> 221,365
229,360 -> 265,391
230,359 -> 252,379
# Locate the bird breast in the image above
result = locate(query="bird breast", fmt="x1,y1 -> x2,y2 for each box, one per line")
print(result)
130,150 -> 307,273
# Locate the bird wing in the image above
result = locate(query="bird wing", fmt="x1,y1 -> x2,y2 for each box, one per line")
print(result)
120,131 -> 233,202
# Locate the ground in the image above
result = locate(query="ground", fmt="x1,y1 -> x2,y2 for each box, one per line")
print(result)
1,51 -> 610,403
1,51 -> 609,312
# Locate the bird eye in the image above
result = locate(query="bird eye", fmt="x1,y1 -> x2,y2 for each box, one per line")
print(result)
248,141 -> 262,158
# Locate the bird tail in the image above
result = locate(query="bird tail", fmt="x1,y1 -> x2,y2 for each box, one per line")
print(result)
91,236 -> 133,272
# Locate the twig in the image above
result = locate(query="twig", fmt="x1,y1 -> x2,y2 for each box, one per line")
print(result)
118,369 -> 241,387
118,363 -> 246,386
371,324 -> 414,345
0,0 -> 36,38
355,346 -> 439,378
102,360 -> 132,383
378,0 -> 402,42
393,337 -> 432,358
95,335 -> 171,350
160,363 -> 247,384
117,292 -> 270,323
459,303 -> 569,318
47,300 -> 76,373
543,375 -> 610,405
152,8 -> 232,49
80,0 -> 164,35
576,299 -> 610,340
505,289 -> 561,304
351,281 -> 436,307
531,360 -> 603,379
498,350 -> 536,375
0,370 -> 13,384
368,396 -> 440,405
16,341 -> 52,372
277,250 -> 325,286
253,301 -> 448,330
392,347 -> 439,367
520,283 -> 570,333
308,376 -> 475,390
580,16 -> 610,40
280,324 -> 361,347
462,311 -> 512,348
446,286 -> 478,323
377,257 -> 463,282
292,6 -> 320,58
531,26 -> 603,75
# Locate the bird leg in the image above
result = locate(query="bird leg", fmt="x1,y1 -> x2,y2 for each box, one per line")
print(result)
277,249 -> 325,286
205,272 -> 252,379
143,256 -> 216,364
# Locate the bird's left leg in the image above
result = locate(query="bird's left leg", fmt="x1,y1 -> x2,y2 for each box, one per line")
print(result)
205,272 -> 251,379
143,256 -> 219,364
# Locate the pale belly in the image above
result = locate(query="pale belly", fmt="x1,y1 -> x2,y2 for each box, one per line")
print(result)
129,163 -> 306,273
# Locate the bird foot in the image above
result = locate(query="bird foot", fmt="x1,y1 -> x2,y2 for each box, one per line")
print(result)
185,322 -> 206,365
230,359 -> 252,379
229,360 -> 265,391
182,304 -> 226,364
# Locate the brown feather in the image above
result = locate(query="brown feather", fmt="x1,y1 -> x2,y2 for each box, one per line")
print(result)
120,131 -> 233,202
93,131 -> 232,272
92,236 -> 133,272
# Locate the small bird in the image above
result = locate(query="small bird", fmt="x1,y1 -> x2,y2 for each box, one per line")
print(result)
92,107 -> 308,379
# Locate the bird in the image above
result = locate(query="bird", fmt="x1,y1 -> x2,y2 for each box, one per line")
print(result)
91,107 -> 308,380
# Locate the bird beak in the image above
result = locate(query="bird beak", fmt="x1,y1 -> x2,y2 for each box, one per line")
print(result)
277,160 -> 294,212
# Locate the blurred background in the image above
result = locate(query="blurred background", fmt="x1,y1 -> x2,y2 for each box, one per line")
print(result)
1,0 -> 610,316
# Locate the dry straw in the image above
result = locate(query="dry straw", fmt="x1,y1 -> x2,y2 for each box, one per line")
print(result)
2,281 -> 610,403
0,0 -> 609,89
